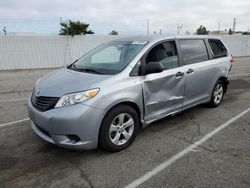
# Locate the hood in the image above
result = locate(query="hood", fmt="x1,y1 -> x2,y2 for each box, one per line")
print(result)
34,68 -> 111,97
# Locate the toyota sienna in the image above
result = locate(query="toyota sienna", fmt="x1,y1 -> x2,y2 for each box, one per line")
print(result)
28,35 -> 233,152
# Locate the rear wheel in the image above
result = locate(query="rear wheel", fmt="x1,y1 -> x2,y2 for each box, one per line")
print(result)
99,105 -> 139,152
208,80 -> 225,107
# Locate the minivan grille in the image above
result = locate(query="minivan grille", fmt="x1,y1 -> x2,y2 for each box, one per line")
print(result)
31,94 -> 59,112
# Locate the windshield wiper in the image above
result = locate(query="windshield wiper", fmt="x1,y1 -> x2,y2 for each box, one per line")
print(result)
68,64 -> 103,74
79,68 -> 103,74
74,67 -> 103,75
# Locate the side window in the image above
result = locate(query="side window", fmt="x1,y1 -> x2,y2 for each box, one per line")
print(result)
179,39 -> 208,65
208,39 -> 227,58
146,41 -> 179,70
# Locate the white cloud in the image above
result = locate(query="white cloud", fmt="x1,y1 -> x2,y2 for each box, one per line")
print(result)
0,0 -> 249,34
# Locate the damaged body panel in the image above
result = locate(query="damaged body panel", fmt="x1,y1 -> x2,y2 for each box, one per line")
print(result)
143,67 -> 186,122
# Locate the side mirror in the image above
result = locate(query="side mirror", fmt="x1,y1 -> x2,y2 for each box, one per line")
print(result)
145,62 -> 163,75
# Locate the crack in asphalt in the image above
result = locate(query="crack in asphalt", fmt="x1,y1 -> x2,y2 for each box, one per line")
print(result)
66,160 -> 94,188
170,135 -> 216,152
189,117 -> 202,142
0,151 -> 93,188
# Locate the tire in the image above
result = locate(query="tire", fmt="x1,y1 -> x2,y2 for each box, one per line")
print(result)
208,80 -> 225,107
99,105 -> 139,152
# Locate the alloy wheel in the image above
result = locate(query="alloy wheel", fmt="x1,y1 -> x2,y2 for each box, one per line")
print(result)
109,113 -> 134,146
213,83 -> 223,104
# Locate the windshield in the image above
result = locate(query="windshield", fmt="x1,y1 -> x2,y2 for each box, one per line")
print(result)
68,41 -> 147,75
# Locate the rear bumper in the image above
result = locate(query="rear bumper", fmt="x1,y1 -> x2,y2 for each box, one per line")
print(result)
27,96 -> 105,150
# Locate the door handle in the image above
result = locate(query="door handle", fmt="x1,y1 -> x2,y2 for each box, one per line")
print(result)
186,68 -> 194,74
175,71 -> 184,79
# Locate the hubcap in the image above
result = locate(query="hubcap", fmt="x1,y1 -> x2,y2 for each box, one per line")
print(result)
213,83 -> 223,104
109,113 -> 134,146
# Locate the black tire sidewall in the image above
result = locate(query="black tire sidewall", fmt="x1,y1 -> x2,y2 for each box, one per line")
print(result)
99,105 -> 139,152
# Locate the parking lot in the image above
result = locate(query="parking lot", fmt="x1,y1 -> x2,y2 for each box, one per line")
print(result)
0,57 -> 250,188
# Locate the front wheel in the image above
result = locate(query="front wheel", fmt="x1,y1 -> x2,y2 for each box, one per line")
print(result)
208,80 -> 225,107
99,105 -> 139,152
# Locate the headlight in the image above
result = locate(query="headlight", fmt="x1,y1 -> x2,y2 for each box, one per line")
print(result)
55,88 -> 99,108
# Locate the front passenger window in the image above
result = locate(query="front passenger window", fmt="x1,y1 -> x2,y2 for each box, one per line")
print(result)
146,41 -> 179,70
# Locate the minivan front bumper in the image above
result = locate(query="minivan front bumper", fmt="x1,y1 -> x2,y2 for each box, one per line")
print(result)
27,95 -> 105,150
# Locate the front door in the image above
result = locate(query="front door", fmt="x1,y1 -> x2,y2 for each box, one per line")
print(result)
142,40 -> 186,122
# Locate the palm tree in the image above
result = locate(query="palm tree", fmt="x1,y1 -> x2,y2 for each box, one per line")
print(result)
59,20 -> 94,36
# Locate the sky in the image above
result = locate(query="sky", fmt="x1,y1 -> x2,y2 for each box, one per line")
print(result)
0,0 -> 249,35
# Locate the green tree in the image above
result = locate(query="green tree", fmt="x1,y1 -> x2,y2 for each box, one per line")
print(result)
196,25 -> 208,35
59,20 -> 94,36
109,30 -> 118,35
242,31 -> 250,35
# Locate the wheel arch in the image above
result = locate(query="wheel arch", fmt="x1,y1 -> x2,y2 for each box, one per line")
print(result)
218,76 -> 228,93
98,100 -> 142,148
101,101 -> 142,126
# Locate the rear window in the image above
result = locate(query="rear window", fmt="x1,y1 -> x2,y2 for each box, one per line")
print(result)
179,39 -> 209,65
208,39 -> 227,58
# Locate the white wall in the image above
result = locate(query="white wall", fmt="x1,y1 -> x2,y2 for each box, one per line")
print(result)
222,35 -> 250,57
0,35 -> 249,70
0,35 -> 118,70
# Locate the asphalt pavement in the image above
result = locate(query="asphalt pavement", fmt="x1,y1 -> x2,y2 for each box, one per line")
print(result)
0,57 -> 250,188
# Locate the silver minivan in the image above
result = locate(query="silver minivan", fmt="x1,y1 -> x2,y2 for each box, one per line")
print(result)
28,35 -> 233,152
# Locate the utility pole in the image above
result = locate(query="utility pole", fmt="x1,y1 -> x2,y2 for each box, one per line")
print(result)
147,19 -> 149,35
233,18 -> 236,34
60,17 -> 63,30
159,29 -> 162,35
2,26 -> 6,36
218,22 -> 220,35
63,20 -> 70,66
